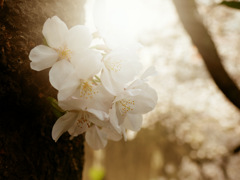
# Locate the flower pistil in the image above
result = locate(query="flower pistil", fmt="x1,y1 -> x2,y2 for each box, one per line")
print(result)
56,47 -> 72,61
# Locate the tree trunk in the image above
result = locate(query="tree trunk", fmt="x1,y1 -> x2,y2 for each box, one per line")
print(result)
0,0 -> 86,179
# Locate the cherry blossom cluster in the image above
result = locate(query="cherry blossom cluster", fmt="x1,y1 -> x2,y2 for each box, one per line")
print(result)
29,16 -> 157,150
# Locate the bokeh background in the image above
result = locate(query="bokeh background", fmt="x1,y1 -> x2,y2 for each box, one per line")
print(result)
82,0 -> 240,180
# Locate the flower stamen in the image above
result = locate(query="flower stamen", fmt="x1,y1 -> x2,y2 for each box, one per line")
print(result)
118,98 -> 135,116
77,111 -> 92,128
56,47 -> 72,61
78,80 -> 98,99
105,60 -> 122,72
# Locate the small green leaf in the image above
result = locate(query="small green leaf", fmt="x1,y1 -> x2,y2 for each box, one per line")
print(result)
92,75 -> 101,85
46,97 -> 65,118
220,1 -> 240,9
94,75 -> 101,82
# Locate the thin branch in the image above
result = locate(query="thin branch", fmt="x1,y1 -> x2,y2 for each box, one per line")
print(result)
172,0 -> 240,110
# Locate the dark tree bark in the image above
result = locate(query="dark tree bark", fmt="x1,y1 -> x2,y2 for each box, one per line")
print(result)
0,0 -> 86,179
172,0 -> 240,110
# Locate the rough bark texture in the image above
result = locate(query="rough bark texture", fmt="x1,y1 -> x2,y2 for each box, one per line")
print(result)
0,0 -> 86,179
172,0 -> 240,110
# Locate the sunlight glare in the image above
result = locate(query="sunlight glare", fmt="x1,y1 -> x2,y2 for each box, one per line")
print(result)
85,0 -> 176,40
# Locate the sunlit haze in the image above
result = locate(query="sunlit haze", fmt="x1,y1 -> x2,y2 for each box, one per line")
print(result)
85,0 -> 177,40
84,0 -> 240,179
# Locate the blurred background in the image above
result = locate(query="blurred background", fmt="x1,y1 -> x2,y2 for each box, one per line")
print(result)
82,0 -> 240,179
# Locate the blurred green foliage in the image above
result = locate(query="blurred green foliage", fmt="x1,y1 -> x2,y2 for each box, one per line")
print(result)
89,166 -> 105,180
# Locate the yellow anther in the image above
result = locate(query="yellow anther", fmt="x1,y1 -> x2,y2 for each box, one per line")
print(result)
78,80 -> 98,99
118,98 -> 135,116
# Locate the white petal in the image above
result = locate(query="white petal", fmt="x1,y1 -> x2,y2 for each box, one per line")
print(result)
141,66 -> 158,80
115,102 -> 126,125
58,94 -> 89,111
131,83 -> 158,114
95,85 -> 114,108
29,45 -> 58,71
42,16 -> 68,49
57,82 -> 79,101
66,25 -> 92,51
52,112 -> 78,142
102,49 -> 142,93
71,49 -> 103,79
100,66 -> 123,95
80,84 -> 114,112
110,60 -> 142,84
87,108 -> 109,121
68,112 -> 89,137
90,84 -> 114,112
58,97 -> 82,111
49,60 -> 79,100
49,60 -> 73,90
104,49 -> 140,83
102,124 -> 122,141
123,114 -> 142,131
123,89 -> 142,97
59,83 -> 113,114
85,126 -> 108,150
87,112 -> 109,128
109,104 -> 122,133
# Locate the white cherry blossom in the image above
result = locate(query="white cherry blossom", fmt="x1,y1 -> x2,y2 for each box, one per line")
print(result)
52,91 -> 120,150
52,110 -> 111,150
49,51 -> 102,101
100,48 -> 142,95
29,16 -> 95,71
29,16 -> 103,101
29,15 -> 158,150
109,79 -> 158,138
51,82 -> 122,149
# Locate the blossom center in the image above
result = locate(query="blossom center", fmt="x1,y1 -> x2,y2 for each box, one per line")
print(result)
118,98 -> 135,116
77,111 -> 92,128
105,60 -> 122,72
78,80 -> 98,99
57,47 -> 72,61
